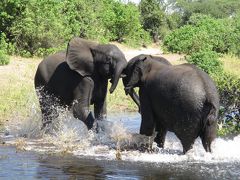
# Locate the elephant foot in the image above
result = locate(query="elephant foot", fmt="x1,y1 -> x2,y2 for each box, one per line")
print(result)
92,121 -> 100,134
156,142 -> 164,148
85,112 -> 95,130
202,142 -> 212,153
182,144 -> 193,154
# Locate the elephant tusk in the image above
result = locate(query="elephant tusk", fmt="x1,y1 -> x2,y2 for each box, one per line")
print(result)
120,74 -> 127,78
124,86 -> 132,90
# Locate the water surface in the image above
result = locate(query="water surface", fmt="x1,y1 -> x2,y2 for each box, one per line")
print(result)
0,112 -> 240,179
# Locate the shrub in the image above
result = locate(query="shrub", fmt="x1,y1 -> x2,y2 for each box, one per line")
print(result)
212,72 -> 240,110
139,0 -> 166,42
35,46 -> 66,58
185,50 -> 223,74
0,33 -> 10,65
212,72 -> 240,136
108,2 -> 150,46
163,24 -> 204,54
0,50 -> 10,65
177,0 -> 240,21
10,0 -> 67,56
230,13 -> 240,56
163,14 -> 236,55
7,0 -> 150,55
0,1 -> 27,40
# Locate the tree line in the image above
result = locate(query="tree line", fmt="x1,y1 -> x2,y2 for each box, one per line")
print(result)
0,0 -> 240,58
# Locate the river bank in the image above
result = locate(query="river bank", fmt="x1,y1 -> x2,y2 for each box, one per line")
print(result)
0,44 -> 239,127
0,44 -> 184,125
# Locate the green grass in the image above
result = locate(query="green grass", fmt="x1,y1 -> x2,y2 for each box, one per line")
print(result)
0,56 -> 137,125
220,54 -> 240,78
0,57 -> 39,124
107,82 -> 138,112
1,54 -> 239,130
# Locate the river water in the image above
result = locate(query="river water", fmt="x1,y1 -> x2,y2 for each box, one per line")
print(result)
0,112 -> 240,179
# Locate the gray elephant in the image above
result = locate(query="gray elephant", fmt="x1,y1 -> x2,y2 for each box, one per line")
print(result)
122,54 -> 219,153
34,37 -> 127,130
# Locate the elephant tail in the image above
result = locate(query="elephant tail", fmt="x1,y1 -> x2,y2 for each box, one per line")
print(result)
200,100 -> 219,152
204,101 -> 218,125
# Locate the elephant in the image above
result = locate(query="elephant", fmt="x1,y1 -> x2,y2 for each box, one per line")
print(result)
122,54 -> 219,153
34,37 -> 127,130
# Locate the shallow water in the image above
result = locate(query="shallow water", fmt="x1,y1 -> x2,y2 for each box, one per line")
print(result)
1,112 -> 240,179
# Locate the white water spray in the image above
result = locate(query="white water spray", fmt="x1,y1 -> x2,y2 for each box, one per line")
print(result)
2,109 -> 240,163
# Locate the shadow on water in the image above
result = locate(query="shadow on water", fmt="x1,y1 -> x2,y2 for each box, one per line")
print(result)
1,112 -> 240,179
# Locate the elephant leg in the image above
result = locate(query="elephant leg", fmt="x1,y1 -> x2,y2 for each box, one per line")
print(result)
177,134 -> 195,154
39,100 -> 53,129
94,100 -> 107,120
37,89 -> 58,129
139,88 -> 155,136
182,141 -> 194,154
93,79 -> 108,121
154,127 -> 167,148
72,77 -> 95,129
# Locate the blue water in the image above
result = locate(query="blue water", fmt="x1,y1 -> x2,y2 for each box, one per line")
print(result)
0,112 -> 240,179
1,145 -> 239,179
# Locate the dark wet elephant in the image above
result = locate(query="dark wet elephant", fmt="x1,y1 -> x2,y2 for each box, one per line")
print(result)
34,37 -> 127,130
123,54 -> 219,153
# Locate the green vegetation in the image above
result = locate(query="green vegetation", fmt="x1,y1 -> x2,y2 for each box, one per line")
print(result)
0,33 -> 10,65
139,0 -> 182,41
221,55 -> 240,77
0,50 -> 10,65
139,0 -> 165,42
0,0 -> 150,58
185,50 -> 223,74
164,14 -> 239,55
0,57 -> 137,125
214,71 -> 240,136
176,0 -> 240,20
107,82 -> 138,112
0,0 -> 240,135
0,57 -> 39,123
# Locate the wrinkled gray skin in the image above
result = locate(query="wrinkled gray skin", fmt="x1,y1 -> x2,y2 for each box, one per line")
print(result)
123,54 -> 219,154
34,37 -> 127,130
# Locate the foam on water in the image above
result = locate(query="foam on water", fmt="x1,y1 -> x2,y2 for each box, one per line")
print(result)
2,108 -> 240,164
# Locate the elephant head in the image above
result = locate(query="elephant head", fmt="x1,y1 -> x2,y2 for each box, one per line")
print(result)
122,54 -> 171,111
123,54 -> 171,91
66,37 -> 127,93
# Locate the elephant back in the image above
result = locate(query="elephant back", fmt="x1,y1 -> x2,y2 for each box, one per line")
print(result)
66,37 -> 97,77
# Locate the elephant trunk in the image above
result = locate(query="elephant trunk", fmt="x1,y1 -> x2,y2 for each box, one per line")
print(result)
109,61 -> 127,93
129,88 -> 141,113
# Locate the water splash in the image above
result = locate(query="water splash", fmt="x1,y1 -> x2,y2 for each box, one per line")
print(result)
5,103 -> 42,138
2,109 -> 240,164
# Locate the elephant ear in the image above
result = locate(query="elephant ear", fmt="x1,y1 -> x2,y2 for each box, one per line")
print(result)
66,37 -> 94,76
